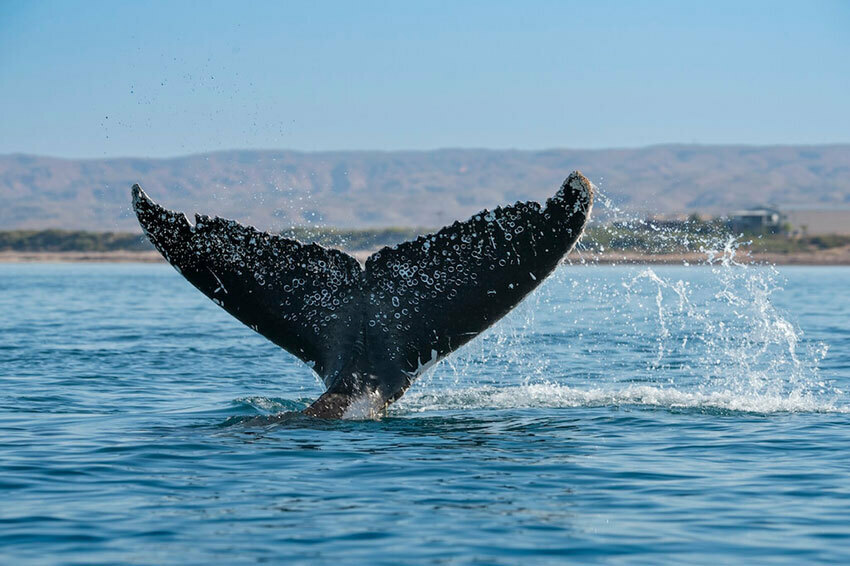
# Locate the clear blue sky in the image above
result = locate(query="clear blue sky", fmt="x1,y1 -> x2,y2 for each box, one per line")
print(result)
1,0 -> 848,158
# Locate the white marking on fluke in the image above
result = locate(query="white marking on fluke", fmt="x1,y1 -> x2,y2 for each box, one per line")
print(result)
208,268 -> 228,294
404,349 -> 440,379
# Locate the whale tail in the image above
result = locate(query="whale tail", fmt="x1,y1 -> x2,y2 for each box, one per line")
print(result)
132,172 -> 593,418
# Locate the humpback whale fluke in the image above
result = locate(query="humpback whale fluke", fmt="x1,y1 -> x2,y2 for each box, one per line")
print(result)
131,172 -> 593,418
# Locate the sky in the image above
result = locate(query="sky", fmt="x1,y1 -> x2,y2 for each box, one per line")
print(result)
1,0 -> 848,158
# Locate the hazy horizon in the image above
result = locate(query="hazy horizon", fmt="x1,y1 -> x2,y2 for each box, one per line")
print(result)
4,140 -> 850,162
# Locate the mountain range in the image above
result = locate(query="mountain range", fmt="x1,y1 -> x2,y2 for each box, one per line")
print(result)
2,145 -> 848,231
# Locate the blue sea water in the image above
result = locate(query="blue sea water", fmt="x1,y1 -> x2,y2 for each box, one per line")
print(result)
1,262 -> 848,564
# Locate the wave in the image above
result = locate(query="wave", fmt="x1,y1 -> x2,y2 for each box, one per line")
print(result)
393,383 -> 848,415
227,383 -> 847,423
233,396 -> 310,413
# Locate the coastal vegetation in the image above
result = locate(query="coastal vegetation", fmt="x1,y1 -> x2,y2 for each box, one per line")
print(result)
0,230 -> 152,252
2,227 -> 849,256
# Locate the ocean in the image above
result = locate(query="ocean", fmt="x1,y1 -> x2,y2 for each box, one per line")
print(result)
1,262 -> 848,564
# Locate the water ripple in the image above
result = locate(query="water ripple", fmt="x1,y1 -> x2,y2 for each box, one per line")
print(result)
0,264 -> 849,564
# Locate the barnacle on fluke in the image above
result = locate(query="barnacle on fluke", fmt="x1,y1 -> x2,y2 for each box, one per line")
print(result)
132,172 -> 593,418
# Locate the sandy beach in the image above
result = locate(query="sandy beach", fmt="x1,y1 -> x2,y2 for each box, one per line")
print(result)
4,245 -> 850,266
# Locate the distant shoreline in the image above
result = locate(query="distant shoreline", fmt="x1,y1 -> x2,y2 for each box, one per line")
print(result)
4,248 -> 850,266
4,229 -> 850,266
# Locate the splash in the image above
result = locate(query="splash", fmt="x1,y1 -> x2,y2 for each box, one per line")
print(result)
394,383 -> 846,415
243,177 -> 837,418
404,182 -> 839,416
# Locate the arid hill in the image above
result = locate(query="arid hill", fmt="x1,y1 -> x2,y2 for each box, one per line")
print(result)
2,145 -> 848,231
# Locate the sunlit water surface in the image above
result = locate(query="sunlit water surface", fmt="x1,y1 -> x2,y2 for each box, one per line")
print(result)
1,263 -> 848,564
